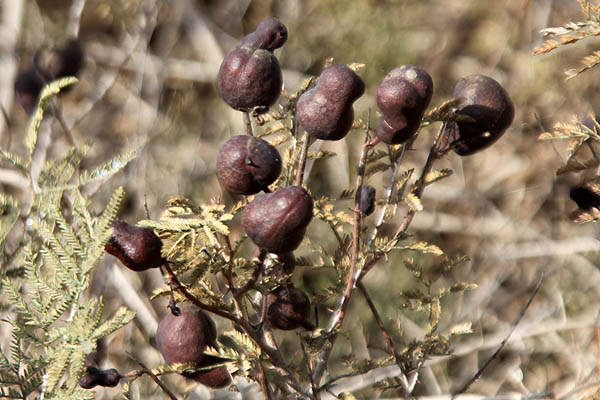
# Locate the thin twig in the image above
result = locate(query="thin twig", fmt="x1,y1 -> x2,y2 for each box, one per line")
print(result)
162,262 -> 238,321
234,250 -> 266,300
300,338 -> 320,400
127,354 -> 178,400
394,122 -> 447,237
312,113 -> 373,386
256,360 -> 274,400
452,276 -> 544,397
294,132 -> 312,186
243,112 -> 254,136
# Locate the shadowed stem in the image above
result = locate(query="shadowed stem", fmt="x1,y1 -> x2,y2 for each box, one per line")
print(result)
294,132 -> 313,186
243,112 -> 254,136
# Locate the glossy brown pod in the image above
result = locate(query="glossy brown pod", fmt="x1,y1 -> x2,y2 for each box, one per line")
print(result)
155,304 -> 217,365
242,186 -> 313,254
34,38 -> 84,82
442,75 -> 514,156
241,17 -> 287,52
375,65 -> 433,144
216,135 -> 282,194
185,354 -> 232,388
105,220 -> 165,271
217,46 -> 282,113
297,64 -> 365,141
266,285 -> 314,330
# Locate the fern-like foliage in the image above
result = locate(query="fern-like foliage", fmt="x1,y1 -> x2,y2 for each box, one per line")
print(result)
534,0 -> 600,79
0,78 -> 136,398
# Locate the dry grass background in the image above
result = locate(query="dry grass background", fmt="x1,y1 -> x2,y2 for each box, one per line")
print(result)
3,0 -> 600,399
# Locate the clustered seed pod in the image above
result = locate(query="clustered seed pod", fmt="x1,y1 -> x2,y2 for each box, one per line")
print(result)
297,64 -> 365,141
79,366 -> 122,389
155,304 -> 231,388
442,74 -> 514,156
217,17 -> 287,113
14,38 -> 84,114
242,186 -> 313,254
217,135 -> 282,195
105,220 -> 165,271
570,185 -> 600,210
356,185 -> 376,216
266,285 -> 314,330
375,65 -> 433,144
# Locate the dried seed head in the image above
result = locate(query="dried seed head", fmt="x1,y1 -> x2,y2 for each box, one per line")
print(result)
297,64 -> 365,141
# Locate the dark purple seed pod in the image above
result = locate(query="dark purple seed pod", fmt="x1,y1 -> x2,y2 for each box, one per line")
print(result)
570,185 -> 600,210
79,366 -> 122,389
155,303 -> 217,366
217,45 -> 283,113
242,186 -> 313,254
216,135 -> 282,195
266,285 -> 314,330
297,64 -> 365,141
356,185 -> 376,216
14,67 -> 45,114
375,65 -> 433,144
241,17 -> 288,52
442,75 -> 514,156
105,220 -> 165,271
185,354 -> 232,388
34,38 -> 84,87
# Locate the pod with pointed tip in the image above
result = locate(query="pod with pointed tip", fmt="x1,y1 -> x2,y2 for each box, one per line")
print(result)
375,65 -> 433,144
297,64 -> 365,141
105,220 -> 165,271
241,17 -> 288,52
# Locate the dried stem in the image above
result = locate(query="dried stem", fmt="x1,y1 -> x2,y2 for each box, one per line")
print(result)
294,132 -> 312,186
452,276 -> 543,397
243,112 -> 254,136
394,123 -> 447,236
256,360 -> 274,400
127,354 -> 178,400
312,115 -> 373,386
